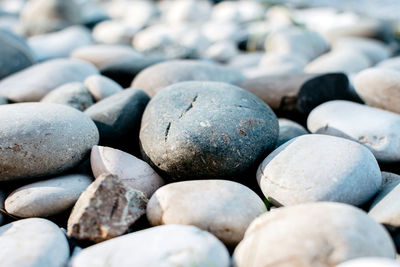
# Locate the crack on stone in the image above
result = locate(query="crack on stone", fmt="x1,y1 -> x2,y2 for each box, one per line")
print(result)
259,165 -> 312,191
164,122 -> 171,142
179,94 -> 198,119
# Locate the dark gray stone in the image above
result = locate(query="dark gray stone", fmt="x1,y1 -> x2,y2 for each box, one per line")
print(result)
139,81 -> 279,181
84,88 -> 150,155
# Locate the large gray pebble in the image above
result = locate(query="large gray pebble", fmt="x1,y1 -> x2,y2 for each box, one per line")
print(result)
277,118 -> 308,147
41,82 -> 94,111
131,60 -> 246,97
5,174 -> 92,218
0,103 -> 99,181
147,180 -> 266,246
70,224 -> 230,267
233,202 -> 396,267
257,134 -> 381,206
140,81 -> 278,181
0,218 -> 69,267
307,100 -> 400,163
0,58 -> 98,102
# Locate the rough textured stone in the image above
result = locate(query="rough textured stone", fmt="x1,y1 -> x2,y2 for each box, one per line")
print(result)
147,180 -> 266,247
307,100 -> 400,163
0,218 -> 69,267
257,134 -> 381,206
233,202 -> 396,267
140,81 -> 278,181
84,74 -> 123,101
5,174 -> 92,218
70,224 -> 230,267
90,146 -> 164,198
0,103 -> 99,181
0,29 -> 34,80
0,58 -> 98,102
84,88 -> 150,154
276,118 -> 308,147
131,60 -> 246,97
354,68 -> 400,114
337,258 -> 400,267
41,82 -> 94,111
67,174 -> 148,243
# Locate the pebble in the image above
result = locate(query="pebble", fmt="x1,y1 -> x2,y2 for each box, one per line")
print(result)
5,174 -> 92,218
28,26 -> 92,62
67,174 -> 148,243
354,68 -> 400,114
233,202 -> 396,267
0,29 -> 35,80
276,118 -> 308,147
0,103 -> 99,181
164,0 -> 212,25
84,88 -> 150,154
41,82 -> 94,111
203,40 -> 239,63
131,60 -> 246,97
0,218 -> 69,267
377,56 -> 400,71
337,258 -> 400,267
84,74 -> 123,101
307,100 -> 400,162
147,180 -> 266,246
212,0 -> 265,23
107,0 -> 157,29
70,224 -> 230,267
257,134 -> 381,206
90,146 -> 164,198
92,20 -> 138,45
0,58 -> 98,102
140,81 -> 278,181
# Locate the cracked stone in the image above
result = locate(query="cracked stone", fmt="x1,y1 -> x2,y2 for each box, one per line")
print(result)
67,174 -> 148,243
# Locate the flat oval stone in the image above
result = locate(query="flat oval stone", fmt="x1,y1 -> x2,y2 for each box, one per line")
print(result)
257,134 -> 381,206
90,146 -> 164,198
276,118 -> 308,147
354,68 -> 400,114
0,218 -> 69,267
131,60 -> 246,97
0,58 -> 98,102
307,100 -> 400,162
5,174 -> 92,218
84,74 -> 123,101
147,180 -> 266,246
41,82 -> 94,111
70,224 -> 230,267
337,258 -> 400,267
233,202 -> 396,267
0,103 -> 99,181
140,81 -> 279,181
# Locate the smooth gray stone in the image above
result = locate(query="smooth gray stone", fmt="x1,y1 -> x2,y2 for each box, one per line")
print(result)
0,28 -> 34,80
84,88 -> 150,155
70,225 -> 230,267
0,103 -> 99,181
41,82 -> 94,111
0,58 -> 98,102
84,74 -> 123,101
0,218 -> 69,267
131,60 -> 246,97
257,134 -> 381,206
5,174 -> 92,218
276,118 -> 308,147
140,81 -> 278,181
233,202 -> 396,267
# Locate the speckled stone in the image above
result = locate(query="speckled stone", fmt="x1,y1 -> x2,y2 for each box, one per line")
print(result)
0,103 -> 99,181
140,81 -> 278,181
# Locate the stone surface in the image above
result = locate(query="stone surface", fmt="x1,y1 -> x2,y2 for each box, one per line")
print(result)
203,40 -> 239,63
377,56 -> 400,71
276,118 -> 308,147
233,202 -> 396,267
92,20 -> 138,45
140,81 -> 279,181
0,218 -> 69,267
337,258 -> 400,267
84,88 -> 150,154
70,224 -> 230,267
41,82 -> 94,111
90,146 -> 164,198
0,103 -> 99,181
354,68 -> 400,114
0,58 -> 98,102
84,74 -> 123,101
28,26 -> 92,61
67,174 -> 148,243
131,60 -> 246,97
0,29 -> 35,80
147,180 -> 266,247
5,174 -> 92,218
307,100 -> 400,162
257,134 -> 381,206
